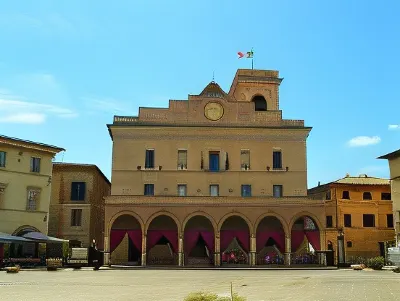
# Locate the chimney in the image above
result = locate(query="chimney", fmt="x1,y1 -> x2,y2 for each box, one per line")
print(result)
318,181 -> 321,186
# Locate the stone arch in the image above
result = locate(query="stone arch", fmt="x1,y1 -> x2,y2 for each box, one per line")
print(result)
109,212 -> 144,265
13,225 -> 40,236
146,211 -> 180,266
182,211 -> 217,233
251,94 -> 267,111
108,210 -> 145,236
217,212 -> 253,233
183,212 -> 216,266
145,211 -> 181,233
254,212 -> 289,236
288,211 -> 323,231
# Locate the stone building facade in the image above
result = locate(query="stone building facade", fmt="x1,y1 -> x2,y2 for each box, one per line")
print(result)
308,174 -> 395,262
105,69 -> 327,267
48,163 -> 111,248
379,149 -> 400,245
0,135 -> 64,236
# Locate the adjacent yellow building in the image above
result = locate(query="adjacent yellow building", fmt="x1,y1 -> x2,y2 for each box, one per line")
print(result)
0,135 -> 64,236
379,149 -> 400,245
308,174 -> 395,264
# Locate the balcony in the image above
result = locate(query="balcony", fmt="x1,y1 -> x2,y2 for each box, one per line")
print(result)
177,164 -> 187,170
137,166 -> 162,171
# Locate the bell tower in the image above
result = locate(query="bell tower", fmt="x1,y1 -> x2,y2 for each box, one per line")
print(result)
228,69 -> 283,111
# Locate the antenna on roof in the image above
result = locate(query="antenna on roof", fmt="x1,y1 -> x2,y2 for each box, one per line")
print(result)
212,71 -> 215,82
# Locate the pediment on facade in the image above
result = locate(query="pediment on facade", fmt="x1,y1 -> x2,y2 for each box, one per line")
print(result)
199,81 -> 227,99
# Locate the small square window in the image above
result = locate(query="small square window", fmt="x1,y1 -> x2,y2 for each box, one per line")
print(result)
326,216 -> 333,228
347,241 -> 353,248
273,185 -> 283,198
241,185 -> 252,197
144,184 -> 154,196
381,193 -> 391,200
210,185 -> 219,196
363,214 -> 375,227
177,184 -> 187,196
342,191 -> 350,199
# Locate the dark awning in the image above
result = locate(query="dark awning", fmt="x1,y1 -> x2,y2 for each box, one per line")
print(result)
22,232 -> 68,243
0,232 -> 33,243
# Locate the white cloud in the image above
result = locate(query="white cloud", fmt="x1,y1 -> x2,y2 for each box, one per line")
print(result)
83,97 -> 138,115
0,113 -> 46,124
347,136 -> 381,147
388,124 -> 400,130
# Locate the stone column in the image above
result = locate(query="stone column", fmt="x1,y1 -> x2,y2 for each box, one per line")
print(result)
104,235 -> 110,266
250,233 -> 256,266
178,235 -> 184,267
284,235 -> 291,266
215,232 -> 220,266
141,233 -> 147,266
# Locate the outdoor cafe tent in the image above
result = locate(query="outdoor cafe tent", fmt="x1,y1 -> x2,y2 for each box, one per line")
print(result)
22,232 -> 68,243
0,232 -> 34,243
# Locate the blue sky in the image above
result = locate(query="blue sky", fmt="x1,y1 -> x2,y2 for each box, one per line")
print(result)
0,0 -> 399,188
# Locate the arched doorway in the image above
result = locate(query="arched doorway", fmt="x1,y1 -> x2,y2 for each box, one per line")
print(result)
110,214 -> 142,265
220,216 -> 250,265
147,215 -> 178,266
256,216 -> 285,265
291,216 -> 320,264
184,215 -> 214,266
10,226 -> 40,260
251,95 -> 267,111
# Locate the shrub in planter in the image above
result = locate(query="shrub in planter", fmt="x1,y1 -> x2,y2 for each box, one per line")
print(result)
184,292 -> 246,301
366,256 -> 385,270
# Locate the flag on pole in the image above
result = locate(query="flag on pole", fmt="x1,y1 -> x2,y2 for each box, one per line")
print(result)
238,49 -> 254,59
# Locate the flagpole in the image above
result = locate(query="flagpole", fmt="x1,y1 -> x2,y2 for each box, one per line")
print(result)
252,58 -> 253,70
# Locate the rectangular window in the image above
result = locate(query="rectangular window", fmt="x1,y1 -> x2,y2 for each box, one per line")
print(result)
240,150 -> 250,170
273,185 -> 283,198
144,184 -> 154,196
381,193 -> 391,200
272,151 -> 282,169
241,185 -> 252,197
210,185 -> 219,196
363,214 -> 375,227
209,152 -> 220,172
145,149 -> 155,168
342,191 -> 350,199
0,151 -> 6,167
26,189 -> 40,211
71,209 -> 82,227
177,150 -> 187,169
30,157 -> 41,173
344,214 -> 352,227
326,216 -> 333,228
177,184 -> 187,196
387,214 -> 394,228
71,182 -> 86,201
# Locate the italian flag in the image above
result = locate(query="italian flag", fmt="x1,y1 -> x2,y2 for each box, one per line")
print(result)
238,49 -> 254,59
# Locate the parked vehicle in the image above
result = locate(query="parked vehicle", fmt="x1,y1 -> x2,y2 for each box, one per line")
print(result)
67,246 -> 104,270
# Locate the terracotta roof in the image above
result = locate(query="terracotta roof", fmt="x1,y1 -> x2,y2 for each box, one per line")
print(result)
378,149 -> 400,160
53,162 -> 110,185
333,174 -> 390,186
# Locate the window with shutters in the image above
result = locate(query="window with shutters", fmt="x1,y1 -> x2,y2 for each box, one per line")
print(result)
177,184 -> 187,196
71,209 -> 82,226
210,185 -> 219,196
71,182 -> 86,201
272,151 -> 282,169
30,157 -> 41,173
0,151 -> 6,168
144,184 -> 154,196
145,149 -> 155,168
240,150 -> 250,170
177,150 -> 187,170
26,188 -> 40,211
209,152 -> 220,172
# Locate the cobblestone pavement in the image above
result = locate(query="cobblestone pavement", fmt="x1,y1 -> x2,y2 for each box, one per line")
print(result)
0,268 -> 399,301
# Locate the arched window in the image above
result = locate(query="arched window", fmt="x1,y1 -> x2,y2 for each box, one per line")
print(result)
251,95 -> 267,111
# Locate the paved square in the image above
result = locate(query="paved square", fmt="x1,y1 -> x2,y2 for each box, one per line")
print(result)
0,268 -> 399,301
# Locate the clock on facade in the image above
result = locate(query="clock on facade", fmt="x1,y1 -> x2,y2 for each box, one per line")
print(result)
204,102 -> 224,121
